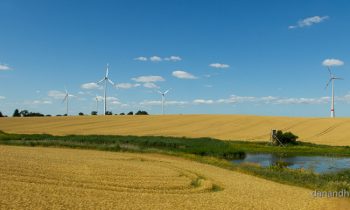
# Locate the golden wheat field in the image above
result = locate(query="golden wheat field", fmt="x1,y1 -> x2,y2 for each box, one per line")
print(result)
0,115 -> 350,146
0,145 -> 348,209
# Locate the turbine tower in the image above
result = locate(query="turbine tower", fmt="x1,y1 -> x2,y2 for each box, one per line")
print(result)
62,87 -> 69,116
97,64 -> 115,115
95,95 -> 99,114
325,67 -> 343,118
157,89 -> 170,115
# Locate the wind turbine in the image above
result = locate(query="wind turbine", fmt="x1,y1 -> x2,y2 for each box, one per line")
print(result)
157,89 -> 170,115
95,95 -> 99,114
97,64 -> 115,115
62,87 -> 69,116
325,67 -> 343,118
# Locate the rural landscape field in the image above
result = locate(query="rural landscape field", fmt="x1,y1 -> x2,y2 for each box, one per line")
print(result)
1,115 -> 350,146
1,145 -> 348,209
2,0 -> 350,209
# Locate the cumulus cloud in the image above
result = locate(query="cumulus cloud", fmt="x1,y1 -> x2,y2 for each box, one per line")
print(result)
190,95 -> 332,105
140,100 -> 188,106
0,96 -> 5,100
193,99 -> 214,104
150,56 -> 162,62
48,90 -> 67,100
322,59 -> 344,67
132,75 -> 165,83
209,63 -> 230,69
81,82 -> 100,90
32,100 -> 52,105
172,70 -> 197,79
164,56 -> 182,62
116,83 -> 140,89
134,55 -> 182,62
134,56 -> 148,61
289,16 -> 329,29
143,82 -> 159,89
0,64 -> 11,71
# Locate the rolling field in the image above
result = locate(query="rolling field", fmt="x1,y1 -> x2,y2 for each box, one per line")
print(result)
1,145 -> 348,209
1,115 -> 350,146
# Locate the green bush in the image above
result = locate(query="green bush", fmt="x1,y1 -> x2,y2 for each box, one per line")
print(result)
275,130 -> 298,145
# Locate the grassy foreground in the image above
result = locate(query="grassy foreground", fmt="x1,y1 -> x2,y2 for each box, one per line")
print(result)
1,131 -> 350,193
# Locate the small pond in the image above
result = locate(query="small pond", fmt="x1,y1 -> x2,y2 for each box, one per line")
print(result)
232,153 -> 350,174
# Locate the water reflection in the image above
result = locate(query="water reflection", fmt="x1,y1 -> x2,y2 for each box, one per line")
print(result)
232,153 -> 350,174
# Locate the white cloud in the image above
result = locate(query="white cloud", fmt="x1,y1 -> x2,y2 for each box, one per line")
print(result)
32,100 -> 52,105
164,56 -> 182,62
172,70 -> 197,79
322,59 -> 344,67
134,56 -> 148,61
190,95 -> 331,105
289,16 -> 329,29
116,83 -> 140,89
150,56 -> 162,62
81,82 -> 100,90
0,96 -> 5,100
209,63 -> 230,69
48,90 -> 66,100
107,96 -> 119,101
217,95 -> 256,104
0,64 -> 11,71
140,100 -> 188,106
193,99 -> 214,104
273,97 -> 329,105
143,82 -> 159,89
132,75 -> 165,83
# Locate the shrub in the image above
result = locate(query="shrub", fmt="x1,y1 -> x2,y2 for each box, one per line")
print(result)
78,112 -> 84,116
275,130 -> 298,145
105,111 -> 113,115
120,113 -> 125,115
127,111 -> 133,115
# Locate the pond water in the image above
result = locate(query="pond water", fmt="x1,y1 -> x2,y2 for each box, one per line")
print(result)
232,153 -> 350,174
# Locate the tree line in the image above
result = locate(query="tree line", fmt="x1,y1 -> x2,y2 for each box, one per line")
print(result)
0,109 -> 149,117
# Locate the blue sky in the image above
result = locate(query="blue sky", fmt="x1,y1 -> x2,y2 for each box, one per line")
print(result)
0,0 -> 350,116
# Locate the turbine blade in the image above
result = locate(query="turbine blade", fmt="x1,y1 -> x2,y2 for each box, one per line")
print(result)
105,64 -> 109,77
97,78 -> 105,84
62,95 -> 68,103
164,89 -> 171,95
108,79 -> 115,86
157,90 -> 162,94
64,86 -> 68,94
327,67 -> 332,77
334,77 -> 344,80
325,78 -> 332,89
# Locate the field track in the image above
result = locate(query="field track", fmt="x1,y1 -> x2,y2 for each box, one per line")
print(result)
1,145 -> 348,209
1,115 -> 350,146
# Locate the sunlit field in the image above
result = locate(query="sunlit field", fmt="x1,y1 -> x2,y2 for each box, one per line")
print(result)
1,115 -> 350,146
1,145 -> 347,209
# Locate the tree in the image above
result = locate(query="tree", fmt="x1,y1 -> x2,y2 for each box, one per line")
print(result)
274,130 -> 298,145
105,111 -> 113,115
127,111 -> 133,115
0,112 -> 3,117
78,112 -> 84,116
20,110 -> 29,117
135,110 -> 149,115
13,109 -> 20,117
120,112 -> 125,115
91,111 -> 97,115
